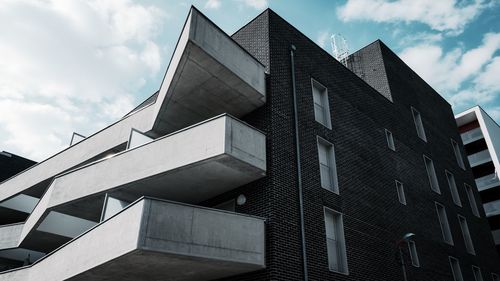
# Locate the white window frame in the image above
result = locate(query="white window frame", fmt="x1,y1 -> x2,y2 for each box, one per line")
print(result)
458,215 -> 475,255
385,129 -> 396,151
472,265 -> 484,281
395,180 -> 406,205
424,155 -> 440,194
411,107 -> 427,142
324,207 -> 349,274
449,256 -> 464,281
445,170 -> 462,207
317,137 -> 339,194
408,240 -> 420,267
435,202 -> 454,245
464,184 -> 480,217
312,78 -> 331,129
451,139 -> 466,170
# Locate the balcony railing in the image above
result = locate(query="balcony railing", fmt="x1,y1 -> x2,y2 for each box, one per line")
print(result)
468,149 -> 492,167
476,173 -> 500,191
461,127 -> 483,145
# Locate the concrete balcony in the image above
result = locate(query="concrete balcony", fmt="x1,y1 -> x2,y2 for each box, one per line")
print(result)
0,7 -> 266,212
152,7 -> 266,134
0,198 -> 266,281
461,127 -> 484,145
17,114 -> 265,253
476,173 -> 500,191
468,149 -> 492,167
484,199 -> 500,218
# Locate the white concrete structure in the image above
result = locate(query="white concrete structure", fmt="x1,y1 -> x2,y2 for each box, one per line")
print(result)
456,106 -> 500,253
0,7 -> 267,279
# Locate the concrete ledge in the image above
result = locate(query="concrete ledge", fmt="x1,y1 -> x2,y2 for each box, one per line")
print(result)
0,198 -> 265,281
17,115 -> 266,251
153,7 -> 266,134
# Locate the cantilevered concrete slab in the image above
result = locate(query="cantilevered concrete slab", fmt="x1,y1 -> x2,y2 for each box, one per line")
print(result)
0,198 -> 266,281
152,7 -> 266,134
0,7 -> 266,214
17,114 -> 265,252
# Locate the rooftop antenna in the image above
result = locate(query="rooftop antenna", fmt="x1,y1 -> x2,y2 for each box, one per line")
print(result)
331,34 -> 349,66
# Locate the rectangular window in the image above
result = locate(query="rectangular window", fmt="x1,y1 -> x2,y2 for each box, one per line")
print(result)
412,107 -> 427,141
472,266 -> 483,281
451,139 -> 466,169
449,256 -> 464,281
408,240 -> 420,267
436,202 -> 454,244
492,273 -> 500,281
324,208 -> 348,274
385,129 -> 396,151
424,156 -> 440,194
312,79 -> 331,129
446,171 -> 462,206
318,137 -> 339,194
458,215 -> 475,254
465,184 -> 480,217
395,180 -> 406,205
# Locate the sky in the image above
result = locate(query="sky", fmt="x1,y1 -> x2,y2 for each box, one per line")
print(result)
0,0 -> 499,161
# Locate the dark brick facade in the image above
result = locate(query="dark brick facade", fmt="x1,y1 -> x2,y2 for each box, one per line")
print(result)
206,9 -> 500,281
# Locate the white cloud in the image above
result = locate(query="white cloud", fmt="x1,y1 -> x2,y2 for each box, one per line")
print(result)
205,0 -> 221,9
0,0 -> 167,161
337,0 -> 491,35
398,31 -> 443,47
399,33 -> 500,120
400,32 -> 500,93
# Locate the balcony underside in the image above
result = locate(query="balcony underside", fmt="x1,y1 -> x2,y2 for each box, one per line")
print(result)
152,8 -> 266,134
0,198 -> 266,281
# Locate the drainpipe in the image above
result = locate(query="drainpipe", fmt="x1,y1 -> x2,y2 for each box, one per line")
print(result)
290,44 -> 309,281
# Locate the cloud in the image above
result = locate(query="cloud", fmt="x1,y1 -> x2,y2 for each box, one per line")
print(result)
0,0 -> 167,161
400,32 -> 500,93
337,0 -> 492,35
398,31 -> 443,47
205,0 -> 221,9
399,33 -> 500,120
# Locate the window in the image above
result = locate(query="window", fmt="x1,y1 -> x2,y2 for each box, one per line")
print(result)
324,208 -> 348,274
449,257 -> 464,281
385,129 -> 396,151
312,79 -> 331,129
435,202 -> 454,244
408,240 -> 420,267
411,107 -> 427,141
395,180 -> 406,205
492,273 -> 500,281
458,215 -> 475,254
424,156 -> 440,194
445,171 -> 462,206
451,139 -> 466,169
317,137 -> 339,194
472,266 -> 484,281
465,184 -> 480,217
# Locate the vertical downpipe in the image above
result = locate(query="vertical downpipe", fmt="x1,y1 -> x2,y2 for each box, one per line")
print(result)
290,44 -> 309,281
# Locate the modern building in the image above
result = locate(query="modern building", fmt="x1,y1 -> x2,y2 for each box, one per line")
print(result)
456,106 -> 500,256
0,7 -> 499,281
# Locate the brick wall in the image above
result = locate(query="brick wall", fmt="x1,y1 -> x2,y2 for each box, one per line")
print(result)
208,9 -> 500,281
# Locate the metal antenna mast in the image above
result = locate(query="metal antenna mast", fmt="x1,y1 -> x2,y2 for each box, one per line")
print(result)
331,34 -> 349,66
